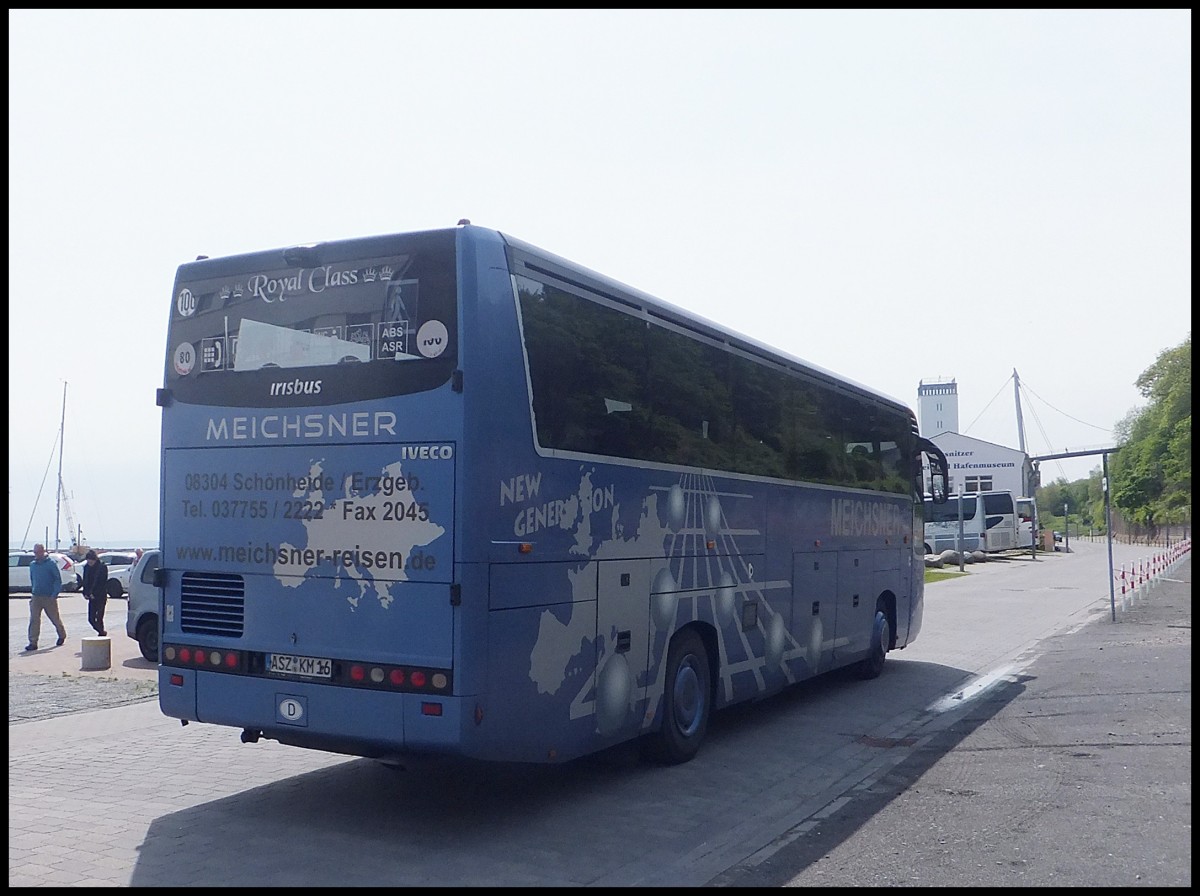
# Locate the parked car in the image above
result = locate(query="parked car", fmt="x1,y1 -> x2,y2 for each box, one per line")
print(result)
125,549 -> 161,662
8,550 -> 80,594
96,551 -> 139,599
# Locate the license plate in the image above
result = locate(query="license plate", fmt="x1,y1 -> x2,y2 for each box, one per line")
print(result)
267,653 -> 332,679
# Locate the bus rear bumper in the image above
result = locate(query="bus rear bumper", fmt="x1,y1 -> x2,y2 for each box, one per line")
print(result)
159,665 -> 472,759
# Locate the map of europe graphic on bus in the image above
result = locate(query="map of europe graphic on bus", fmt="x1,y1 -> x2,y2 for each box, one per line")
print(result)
164,442 -> 453,606
526,468 -> 809,736
273,458 -> 445,609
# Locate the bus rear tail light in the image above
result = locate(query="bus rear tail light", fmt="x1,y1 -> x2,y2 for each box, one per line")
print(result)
162,643 -> 245,673
161,643 -> 450,695
343,662 -> 449,694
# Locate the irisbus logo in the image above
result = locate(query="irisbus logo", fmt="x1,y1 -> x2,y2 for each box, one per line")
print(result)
270,378 -> 323,397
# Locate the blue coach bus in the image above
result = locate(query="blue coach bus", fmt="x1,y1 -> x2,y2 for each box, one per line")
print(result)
156,222 -> 949,765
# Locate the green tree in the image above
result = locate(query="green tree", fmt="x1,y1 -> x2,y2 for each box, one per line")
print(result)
1039,475 -> 1100,534
1110,335 -> 1191,533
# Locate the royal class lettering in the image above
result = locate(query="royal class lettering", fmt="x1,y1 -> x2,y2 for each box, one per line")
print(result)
248,265 -> 364,304
270,378 -> 323,397
830,498 -> 903,537
205,412 -> 398,441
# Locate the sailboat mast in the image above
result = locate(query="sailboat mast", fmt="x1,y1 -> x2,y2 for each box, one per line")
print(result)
55,382 -> 66,551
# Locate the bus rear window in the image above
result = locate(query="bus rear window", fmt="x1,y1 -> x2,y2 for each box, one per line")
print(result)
165,231 -> 458,407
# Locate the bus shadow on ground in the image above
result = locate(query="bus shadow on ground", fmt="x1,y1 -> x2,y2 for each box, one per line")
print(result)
707,669 -> 1033,886
130,657 -> 1024,886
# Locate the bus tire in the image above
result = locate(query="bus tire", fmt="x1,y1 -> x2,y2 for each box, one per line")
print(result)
856,602 -> 890,680
640,628 -> 711,765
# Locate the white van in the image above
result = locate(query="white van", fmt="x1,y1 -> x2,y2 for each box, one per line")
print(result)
125,549 -> 161,662
1016,496 -> 1038,549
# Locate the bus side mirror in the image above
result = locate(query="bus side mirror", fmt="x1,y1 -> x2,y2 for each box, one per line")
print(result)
918,436 -> 949,504
929,471 -> 947,503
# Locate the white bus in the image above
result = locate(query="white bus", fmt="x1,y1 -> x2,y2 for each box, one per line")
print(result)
980,490 -> 1018,551
923,493 -> 987,555
923,490 -> 1018,555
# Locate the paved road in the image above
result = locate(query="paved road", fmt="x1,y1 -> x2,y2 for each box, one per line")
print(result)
715,550 -> 1192,887
8,540 -> 1191,886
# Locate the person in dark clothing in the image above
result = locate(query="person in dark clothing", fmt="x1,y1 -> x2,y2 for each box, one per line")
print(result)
80,549 -> 109,636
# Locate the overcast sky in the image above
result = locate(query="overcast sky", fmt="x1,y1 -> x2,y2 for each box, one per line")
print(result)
9,9 -> 1191,548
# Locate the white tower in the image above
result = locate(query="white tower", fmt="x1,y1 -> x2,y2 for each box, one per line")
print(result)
917,379 -> 959,436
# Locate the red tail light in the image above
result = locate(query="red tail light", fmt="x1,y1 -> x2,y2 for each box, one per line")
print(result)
161,644 -> 447,694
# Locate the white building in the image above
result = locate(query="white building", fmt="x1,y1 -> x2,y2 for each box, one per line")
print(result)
916,379 -> 959,436
929,432 -> 1036,497
917,379 -> 1037,497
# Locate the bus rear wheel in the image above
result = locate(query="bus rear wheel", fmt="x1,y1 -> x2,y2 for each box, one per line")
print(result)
640,628 -> 711,765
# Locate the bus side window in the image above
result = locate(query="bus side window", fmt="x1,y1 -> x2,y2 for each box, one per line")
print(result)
847,444 -> 880,485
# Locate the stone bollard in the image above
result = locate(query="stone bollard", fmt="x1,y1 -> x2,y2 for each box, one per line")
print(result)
81,636 -> 111,671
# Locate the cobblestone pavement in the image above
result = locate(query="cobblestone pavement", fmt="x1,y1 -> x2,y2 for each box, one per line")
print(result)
9,595 -> 158,723
8,672 -> 157,724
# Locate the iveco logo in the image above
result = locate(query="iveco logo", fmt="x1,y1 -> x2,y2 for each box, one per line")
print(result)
269,378 -> 323,397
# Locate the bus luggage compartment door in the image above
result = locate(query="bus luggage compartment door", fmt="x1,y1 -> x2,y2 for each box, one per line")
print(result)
596,559 -> 650,739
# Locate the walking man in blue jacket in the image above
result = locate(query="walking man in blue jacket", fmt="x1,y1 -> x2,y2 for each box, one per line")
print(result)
25,543 -> 67,651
